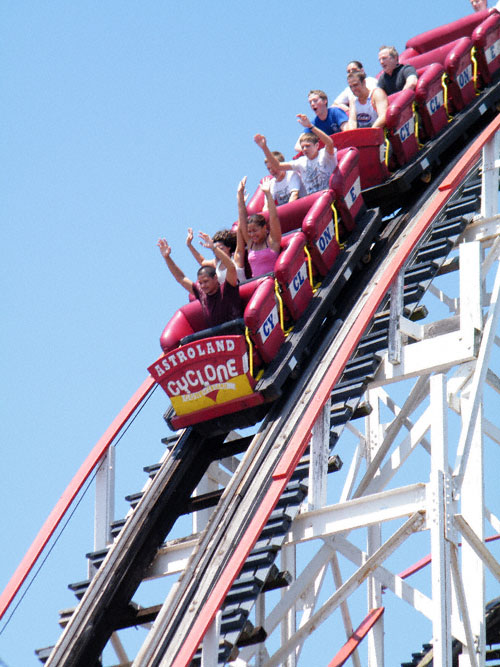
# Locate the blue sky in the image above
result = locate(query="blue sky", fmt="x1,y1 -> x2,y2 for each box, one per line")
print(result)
0,1 -> 488,665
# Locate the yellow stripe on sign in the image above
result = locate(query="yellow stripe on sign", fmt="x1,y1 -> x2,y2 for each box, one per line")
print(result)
171,373 -> 256,415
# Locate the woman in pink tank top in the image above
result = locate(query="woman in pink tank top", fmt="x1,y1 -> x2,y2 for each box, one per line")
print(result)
235,177 -> 282,278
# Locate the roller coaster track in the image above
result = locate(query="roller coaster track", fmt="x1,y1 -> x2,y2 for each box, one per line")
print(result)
135,117 -> 500,667
3,114 -> 500,665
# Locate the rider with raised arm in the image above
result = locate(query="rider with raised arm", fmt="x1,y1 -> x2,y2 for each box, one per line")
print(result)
234,176 -> 282,278
186,228 -> 246,283
158,235 -> 242,327
308,89 -> 348,134
264,150 -> 304,206
255,114 -> 338,195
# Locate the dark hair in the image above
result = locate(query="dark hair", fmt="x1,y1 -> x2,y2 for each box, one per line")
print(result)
247,213 -> 267,228
348,60 -> 363,69
271,150 -> 285,162
212,229 -> 236,253
197,265 -> 217,278
347,71 -> 366,84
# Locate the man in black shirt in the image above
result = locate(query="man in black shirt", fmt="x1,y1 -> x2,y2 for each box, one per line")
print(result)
377,45 -> 418,96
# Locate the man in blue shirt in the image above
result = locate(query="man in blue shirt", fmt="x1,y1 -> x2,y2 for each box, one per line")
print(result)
294,89 -> 347,151
308,89 -> 348,134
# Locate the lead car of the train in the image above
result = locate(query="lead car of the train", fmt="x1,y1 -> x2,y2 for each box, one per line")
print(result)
149,10 -> 500,430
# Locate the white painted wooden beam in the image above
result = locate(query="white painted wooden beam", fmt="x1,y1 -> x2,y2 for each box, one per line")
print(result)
455,514 -> 500,583
289,483 -> 427,544
94,447 -> 115,555
454,257 -> 500,486
334,535 -> 468,646
264,513 -> 425,667
450,546 -> 479,667
372,331 -> 477,387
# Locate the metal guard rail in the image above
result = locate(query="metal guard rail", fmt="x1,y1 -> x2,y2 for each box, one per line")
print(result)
0,375 -> 156,622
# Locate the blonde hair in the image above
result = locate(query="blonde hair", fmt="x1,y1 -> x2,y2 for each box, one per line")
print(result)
308,89 -> 328,103
299,132 -> 319,145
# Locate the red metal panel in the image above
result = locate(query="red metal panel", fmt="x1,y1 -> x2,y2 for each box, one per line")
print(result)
302,191 -> 340,277
330,147 -> 363,232
415,63 -> 448,140
333,128 -> 389,189
244,277 -> 285,363
0,375 -> 156,622
473,13 -> 500,84
170,115 -> 500,666
406,11 -> 489,53
445,37 -> 475,112
327,607 -> 385,667
275,232 -> 313,321
386,89 -> 419,167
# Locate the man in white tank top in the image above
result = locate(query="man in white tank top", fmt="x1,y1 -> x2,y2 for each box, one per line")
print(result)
346,71 -> 388,129
334,60 -> 379,113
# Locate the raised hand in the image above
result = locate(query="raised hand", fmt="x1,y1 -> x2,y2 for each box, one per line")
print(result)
198,231 -> 214,250
259,176 -> 272,195
254,133 -> 267,149
186,227 -> 194,246
157,238 -> 171,259
296,113 -> 313,129
237,175 -> 248,200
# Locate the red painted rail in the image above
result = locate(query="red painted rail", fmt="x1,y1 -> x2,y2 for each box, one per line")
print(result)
397,533 -> 500,580
171,114 -> 500,666
327,607 -> 385,667
0,375 -> 156,622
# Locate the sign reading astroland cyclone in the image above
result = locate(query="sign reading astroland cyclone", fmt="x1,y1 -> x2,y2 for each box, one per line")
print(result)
148,335 -> 256,416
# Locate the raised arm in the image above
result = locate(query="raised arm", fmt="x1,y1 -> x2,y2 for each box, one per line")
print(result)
372,88 -> 388,128
237,176 -> 250,246
186,227 -> 206,266
157,238 -> 194,294
198,231 -> 238,286
296,114 -> 335,155
260,178 -> 281,252
234,216 -> 247,271
254,134 -> 293,172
